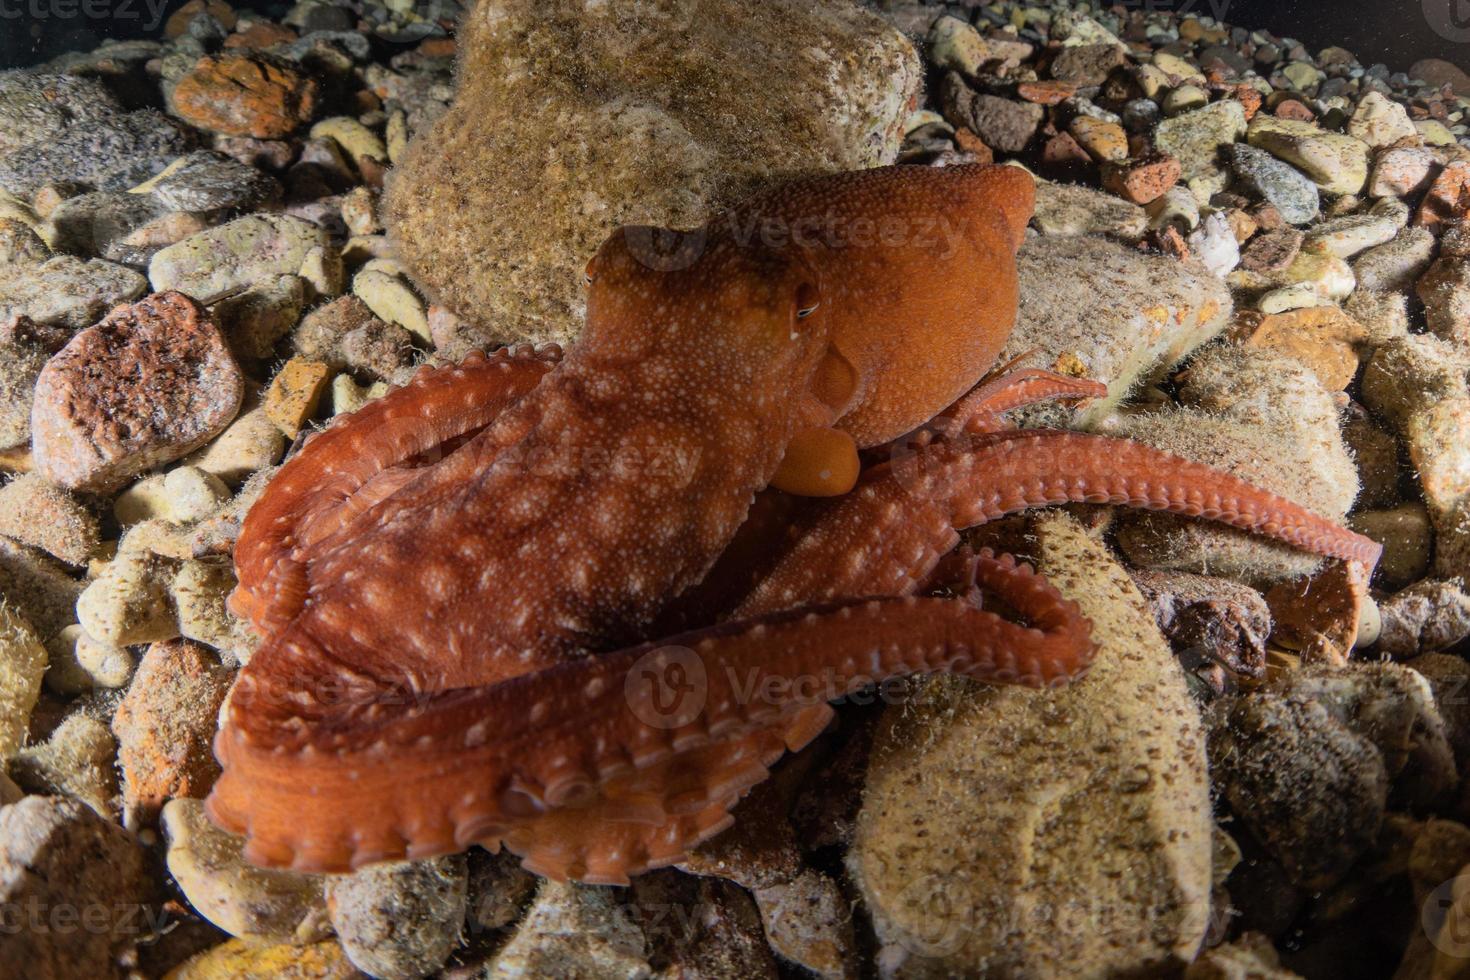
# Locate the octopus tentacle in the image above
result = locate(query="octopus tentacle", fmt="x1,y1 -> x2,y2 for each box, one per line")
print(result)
230,346 -> 560,634
208,565 -> 1091,875
740,428 -> 1380,614
944,368 -> 1109,434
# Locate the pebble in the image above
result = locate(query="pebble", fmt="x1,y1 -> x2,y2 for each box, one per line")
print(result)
1352,502 -> 1434,590
1146,185 -> 1200,233
1050,43 -> 1127,86
171,52 -> 320,139
1226,143 -> 1320,225
1344,288 -> 1410,346
184,395 -> 287,487
171,557 -> 243,652
1131,568 -> 1270,684
1347,91 -> 1420,148
1239,227 -> 1303,273
1246,115 -> 1371,195
351,266 -> 431,341
32,292 -> 243,492
1417,253 -> 1470,346
1100,152 -> 1181,204
148,213 -> 335,305
1068,115 -> 1127,162
488,879 -> 652,976
1007,234 -> 1230,427
1154,99 -> 1247,181
112,638 -> 232,823
941,76 -> 1045,155
0,602 -> 46,759
211,274 -> 307,361
0,109 -> 195,199
1239,305 -> 1368,391
293,294 -> 415,380
1187,211 -> 1241,276
10,713 -> 117,816
45,624 -> 134,692
1301,212 -> 1398,258
264,357 -> 332,436
0,474 -> 98,566
162,797 -> 330,944
1353,226 -> 1436,292
1367,144 -> 1440,199
0,254 -> 148,333
0,797 -> 148,980
850,513 -> 1211,975
1378,580 -> 1470,657
0,537 -> 84,642
1416,160 -> 1470,231
325,856 -> 468,979
140,150 -> 281,213
76,549 -> 179,648
47,191 -> 198,268
167,938 -> 359,978
0,71 -> 122,157
926,15 -> 1000,78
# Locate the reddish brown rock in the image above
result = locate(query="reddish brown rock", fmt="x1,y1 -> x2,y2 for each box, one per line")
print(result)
112,639 -> 234,824
1101,152 -> 1182,204
1415,160 -> 1470,232
1412,58 -> 1470,96
164,0 -> 236,36
1239,227 -> 1303,273
951,126 -> 994,164
32,291 -> 244,492
170,52 -> 318,139
1017,79 -> 1078,105
224,22 -> 299,49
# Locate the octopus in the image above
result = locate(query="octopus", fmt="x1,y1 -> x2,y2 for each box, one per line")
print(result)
207,164 -> 1381,884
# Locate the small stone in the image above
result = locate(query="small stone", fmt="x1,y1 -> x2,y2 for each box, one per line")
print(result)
1155,100 -> 1247,186
1353,226 -> 1436,293
171,52 -> 319,139
32,292 -> 244,493
113,639 -> 232,823
1419,256 -> 1470,346
1344,289 -> 1410,347
1239,227 -> 1304,273
1377,580 -> 1470,657
1353,503 -> 1434,591
162,797 -> 329,943
10,713 -> 117,817
489,879 -> 651,976
351,267 -> 430,342
0,72 -> 122,157
1017,80 -> 1078,106
166,938 -> 358,977
1239,304 -> 1368,391
0,255 -> 147,332
1368,144 -> 1439,199
1417,160 -> 1470,231
0,538 -> 83,643
0,109 -> 194,199
926,15 -> 1001,77
77,550 -> 179,650
1068,115 -> 1127,163
941,76 -> 1044,154
1161,84 -> 1210,116
308,116 -> 387,169
1264,560 -> 1371,665
1049,43 -> 1127,86
1100,152 -> 1181,204
171,557 -> 242,651
0,474 -> 98,566
0,797 -> 147,980
1187,211 -> 1241,277
1301,212 -> 1398,258
1416,119 -> 1458,146
1343,405 -> 1403,509
211,274 -> 306,361
148,212 -> 332,305
1348,91 -> 1419,148
44,624 -> 134,692
1154,50 -> 1206,84
0,603 -> 46,759
184,393 -> 286,487
1146,185 -> 1200,233
1131,568 -> 1270,684
1226,143 -> 1320,225
338,186 -> 381,237
1411,58 -> 1470,95
1031,179 -> 1148,240
141,150 -> 280,213
1185,934 -> 1297,979
264,357 -> 332,436
1247,115 -> 1371,196
464,848 -> 537,933
325,856 -> 468,979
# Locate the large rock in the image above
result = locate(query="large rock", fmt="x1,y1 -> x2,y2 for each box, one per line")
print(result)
31,291 -> 244,492
0,796 -> 149,980
384,0 -> 921,346
849,513 -> 1212,976
1006,233 -> 1232,426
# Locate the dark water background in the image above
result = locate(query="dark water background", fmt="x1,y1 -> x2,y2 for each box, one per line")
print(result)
1,1 -> 1467,81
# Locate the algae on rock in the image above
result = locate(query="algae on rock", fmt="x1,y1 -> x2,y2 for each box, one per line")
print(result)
384,0 -> 921,346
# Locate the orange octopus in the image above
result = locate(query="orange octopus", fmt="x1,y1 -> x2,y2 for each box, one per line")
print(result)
208,164 -> 1380,883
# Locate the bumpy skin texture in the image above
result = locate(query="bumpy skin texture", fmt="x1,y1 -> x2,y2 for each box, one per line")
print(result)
209,164 -> 1379,883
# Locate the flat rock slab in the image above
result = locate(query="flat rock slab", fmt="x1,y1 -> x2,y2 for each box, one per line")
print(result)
32,291 -> 244,492
849,513 -> 1212,976
1005,233 -> 1232,426
384,0 -> 921,346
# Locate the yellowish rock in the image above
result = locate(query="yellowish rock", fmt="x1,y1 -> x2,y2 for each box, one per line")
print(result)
1069,115 -> 1127,162
0,603 -> 46,759
850,513 -> 1212,976
165,939 -> 358,980
1247,115 -> 1371,195
162,798 -> 329,944
309,116 -> 387,165
264,358 -> 332,437
1242,305 -> 1369,391
351,267 -> 430,341
76,550 -> 180,647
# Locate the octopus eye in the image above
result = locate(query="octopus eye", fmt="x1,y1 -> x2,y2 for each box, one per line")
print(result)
795,282 -> 820,320
584,258 -> 597,286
